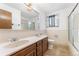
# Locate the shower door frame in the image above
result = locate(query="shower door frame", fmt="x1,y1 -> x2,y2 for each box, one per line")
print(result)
68,3 -> 79,51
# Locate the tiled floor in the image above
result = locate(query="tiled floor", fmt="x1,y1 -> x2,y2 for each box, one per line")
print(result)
44,44 -> 72,56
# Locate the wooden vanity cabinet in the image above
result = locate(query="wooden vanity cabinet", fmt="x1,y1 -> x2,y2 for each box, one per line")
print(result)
42,37 -> 48,54
26,50 -> 36,56
36,40 -> 43,56
10,37 -> 48,56
11,43 -> 36,56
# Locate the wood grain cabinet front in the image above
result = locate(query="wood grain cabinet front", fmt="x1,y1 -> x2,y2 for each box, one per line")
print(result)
10,37 -> 48,56
36,40 -> 43,56
11,43 -> 36,56
26,50 -> 36,56
42,37 -> 48,54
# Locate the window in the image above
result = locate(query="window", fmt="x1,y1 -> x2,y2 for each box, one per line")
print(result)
48,15 -> 59,27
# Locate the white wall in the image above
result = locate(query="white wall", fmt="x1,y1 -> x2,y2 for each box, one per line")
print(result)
38,12 -> 46,30
47,6 -> 74,44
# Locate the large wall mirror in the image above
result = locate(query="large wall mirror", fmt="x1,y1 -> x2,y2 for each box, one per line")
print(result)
0,3 -> 39,30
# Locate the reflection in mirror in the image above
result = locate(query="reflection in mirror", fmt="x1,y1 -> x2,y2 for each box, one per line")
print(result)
0,9 -> 12,29
21,21 -> 35,30
0,3 -> 39,30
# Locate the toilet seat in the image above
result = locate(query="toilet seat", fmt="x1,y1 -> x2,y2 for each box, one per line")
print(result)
48,39 -> 54,42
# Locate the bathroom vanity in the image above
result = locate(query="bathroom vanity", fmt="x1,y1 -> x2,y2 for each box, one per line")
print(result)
0,35 -> 48,56
10,37 -> 48,56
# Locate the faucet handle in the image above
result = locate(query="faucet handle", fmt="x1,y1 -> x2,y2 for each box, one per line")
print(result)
35,34 -> 38,36
12,38 -> 17,41
8,38 -> 17,43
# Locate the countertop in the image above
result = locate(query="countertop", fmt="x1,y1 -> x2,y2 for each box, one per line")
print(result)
0,35 -> 47,56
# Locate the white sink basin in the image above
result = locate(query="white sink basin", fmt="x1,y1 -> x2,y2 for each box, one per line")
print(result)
4,40 -> 29,48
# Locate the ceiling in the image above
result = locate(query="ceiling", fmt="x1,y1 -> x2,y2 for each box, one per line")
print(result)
32,3 -> 76,14
5,3 -> 76,18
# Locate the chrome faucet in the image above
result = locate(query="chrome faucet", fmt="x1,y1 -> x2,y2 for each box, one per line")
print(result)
35,33 -> 42,37
9,38 -> 17,43
35,34 -> 39,36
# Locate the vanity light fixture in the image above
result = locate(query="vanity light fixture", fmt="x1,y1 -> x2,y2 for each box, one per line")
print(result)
24,3 -> 32,11
24,3 -> 39,16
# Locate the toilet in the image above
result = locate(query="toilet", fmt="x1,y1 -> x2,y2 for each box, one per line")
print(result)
48,39 -> 55,49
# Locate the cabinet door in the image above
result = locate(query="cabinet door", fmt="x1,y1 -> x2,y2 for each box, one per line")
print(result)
26,51 -> 34,56
36,40 -> 43,56
33,50 -> 36,56
26,50 -> 36,56
10,44 -> 36,56
37,46 -> 42,56
43,37 -> 48,54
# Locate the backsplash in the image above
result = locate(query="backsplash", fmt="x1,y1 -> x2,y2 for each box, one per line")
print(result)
47,29 -> 68,45
0,30 -> 37,43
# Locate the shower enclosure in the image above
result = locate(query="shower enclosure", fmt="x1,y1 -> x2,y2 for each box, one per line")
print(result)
68,3 -> 79,51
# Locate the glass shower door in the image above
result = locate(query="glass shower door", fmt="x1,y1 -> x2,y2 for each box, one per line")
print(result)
73,14 -> 79,50
68,6 -> 79,51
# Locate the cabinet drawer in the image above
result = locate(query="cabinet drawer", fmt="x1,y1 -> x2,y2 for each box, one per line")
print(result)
36,40 -> 42,47
11,44 -> 36,56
